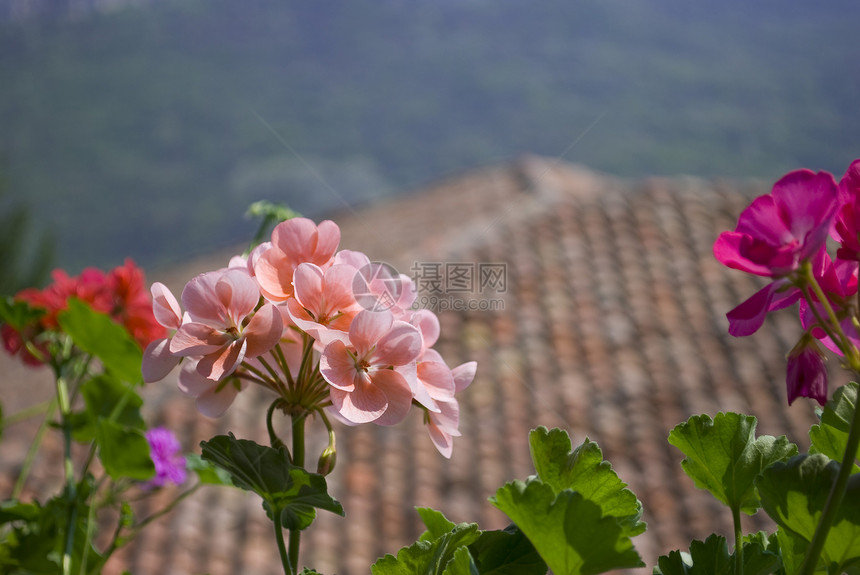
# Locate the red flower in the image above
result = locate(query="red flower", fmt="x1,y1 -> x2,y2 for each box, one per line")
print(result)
1,260 -> 165,366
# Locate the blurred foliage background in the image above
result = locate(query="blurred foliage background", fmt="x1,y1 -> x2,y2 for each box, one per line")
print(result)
1,0 -> 859,274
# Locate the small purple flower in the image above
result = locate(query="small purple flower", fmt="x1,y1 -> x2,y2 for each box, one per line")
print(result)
786,336 -> 828,406
144,427 -> 187,488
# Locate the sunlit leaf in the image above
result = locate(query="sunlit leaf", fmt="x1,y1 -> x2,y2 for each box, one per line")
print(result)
529,426 -> 645,536
371,519 -> 480,575
759,453 -> 860,574
185,453 -> 233,486
668,412 -> 797,515
491,479 -> 643,575
809,383 -> 860,472
57,298 -> 143,383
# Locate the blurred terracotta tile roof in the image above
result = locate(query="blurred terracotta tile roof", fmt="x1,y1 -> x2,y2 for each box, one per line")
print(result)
1,156 -> 822,574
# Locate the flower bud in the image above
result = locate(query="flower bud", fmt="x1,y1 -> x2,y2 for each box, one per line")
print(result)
786,335 -> 828,406
316,444 -> 337,476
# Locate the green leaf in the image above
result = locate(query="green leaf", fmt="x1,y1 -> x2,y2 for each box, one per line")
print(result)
740,532 -> 782,575
418,507 -> 458,541
443,546 -> 478,575
775,528 -> 810,575
529,427 -> 645,536
70,374 -> 145,442
468,525 -> 547,575
372,520 -> 481,575
0,297 -> 44,330
491,479 -> 643,575
654,533 -> 780,575
185,453 -> 233,486
809,383 -> 860,472
57,298 -> 143,383
200,434 -> 344,531
0,477 -> 105,574
0,500 -> 42,524
758,453 -> 860,573
668,412 -> 797,515
654,535 -> 731,575
96,419 -> 155,480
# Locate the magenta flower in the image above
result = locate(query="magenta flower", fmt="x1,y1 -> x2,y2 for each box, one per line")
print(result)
786,336 -> 828,406
320,310 -> 421,425
714,169 -> 841,336
169,269 -> 283,381
144,428 -> 187,488
714,169 -> 840,277
833,159 -> 860,261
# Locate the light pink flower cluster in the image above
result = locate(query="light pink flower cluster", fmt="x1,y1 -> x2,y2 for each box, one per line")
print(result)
714,160 -> 860,405
142,217 -> 475,457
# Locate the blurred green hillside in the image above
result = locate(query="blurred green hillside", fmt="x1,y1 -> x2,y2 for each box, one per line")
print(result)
1,0 -> 859,273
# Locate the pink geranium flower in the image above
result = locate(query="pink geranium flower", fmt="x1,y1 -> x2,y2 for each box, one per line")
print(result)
169,269 -> 283,381
286,263 -> 361,346
319,310 -> 421,425
425,361 -> 476,458
142,282 -> 185,383
253,218 -> 341,301
177,359 -> 247,417
714,169 -> 841,336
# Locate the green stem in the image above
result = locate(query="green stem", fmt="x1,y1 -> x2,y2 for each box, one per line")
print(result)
274,510 -> 294,575
2,398 -> 54,428
56,373 -> 78,575
132,483 -> 201,533
12,398 -> 57,499
267,400 -> 287,452
288,414 -> 306,572
732,505 -> 743,575
798,381 -> 860,575
800,263 -> 860,370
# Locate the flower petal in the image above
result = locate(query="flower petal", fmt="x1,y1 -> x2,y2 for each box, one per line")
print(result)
726,280 -> 800,337
329,381 -> 387,424
150,282 -> 183,330
349,310 -> 393,357
196,339 -> 247,381
242,303 -> 284,358
196,379 -> 244,417
142,338 -> 180,383
373,320 -> 422,366
320,340 -> 358,391
368,369 -> 413,426
170,323 -> 231,356
451,361 -> 477,393
417,360 -> 455,401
